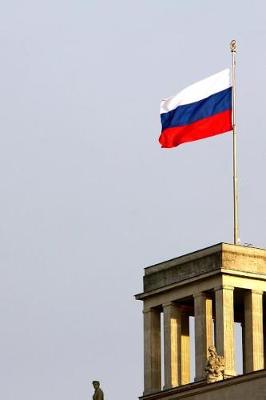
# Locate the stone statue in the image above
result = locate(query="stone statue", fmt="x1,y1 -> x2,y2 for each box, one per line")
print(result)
205,345 -> 225,383
92,380 -> 104,400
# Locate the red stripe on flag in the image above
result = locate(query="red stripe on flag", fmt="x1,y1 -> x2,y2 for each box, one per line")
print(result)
159,110 -> 232,148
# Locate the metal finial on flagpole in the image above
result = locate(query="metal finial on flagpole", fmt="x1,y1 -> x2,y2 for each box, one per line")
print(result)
230,40 -> 237,53
230,39 -> 240,245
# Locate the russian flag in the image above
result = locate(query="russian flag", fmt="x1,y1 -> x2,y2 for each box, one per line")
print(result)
159,69 -> 232,148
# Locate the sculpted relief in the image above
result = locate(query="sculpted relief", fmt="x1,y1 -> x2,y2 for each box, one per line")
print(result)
205,345 -> 225,383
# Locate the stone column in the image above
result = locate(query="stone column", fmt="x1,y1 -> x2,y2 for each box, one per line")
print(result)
244,290 -> 264,372
163,302 -> 181,389
264,307 -> 266,370
194,292 -> 213,381
181,313 -> 190,385
143,308 -> 161,394
215,285 -> 235,377
241,321 -> 246,372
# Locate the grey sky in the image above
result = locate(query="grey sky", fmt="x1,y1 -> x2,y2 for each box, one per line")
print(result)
0,1 -> 266,399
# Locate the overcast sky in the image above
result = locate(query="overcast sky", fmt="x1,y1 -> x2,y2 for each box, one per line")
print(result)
1,1 -> 266,399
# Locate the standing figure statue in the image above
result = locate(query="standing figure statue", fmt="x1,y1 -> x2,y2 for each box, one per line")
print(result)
92,380 -> 104,400
205,345 -> 225,383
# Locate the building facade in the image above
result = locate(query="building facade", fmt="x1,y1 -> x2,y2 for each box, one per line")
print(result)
135,243 -> 266,399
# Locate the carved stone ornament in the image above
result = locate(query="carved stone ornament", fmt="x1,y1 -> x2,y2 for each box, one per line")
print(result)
205,345 -> 225,383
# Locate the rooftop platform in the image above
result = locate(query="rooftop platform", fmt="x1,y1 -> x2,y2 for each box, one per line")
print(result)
136,243 -> 266,300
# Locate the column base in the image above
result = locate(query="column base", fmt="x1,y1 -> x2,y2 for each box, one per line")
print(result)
143,388 -> 159,396
163,384 -> 174,390
224,371 -> 236,379
194,375 -> 206,382
194,372 -> 236,383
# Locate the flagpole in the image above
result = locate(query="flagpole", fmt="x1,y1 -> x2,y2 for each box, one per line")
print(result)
230,39 -> 239,245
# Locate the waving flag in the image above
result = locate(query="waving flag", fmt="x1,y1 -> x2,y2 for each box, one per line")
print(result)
159,69 -> 232,148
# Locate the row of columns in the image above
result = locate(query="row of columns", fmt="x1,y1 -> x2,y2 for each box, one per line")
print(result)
143,303 -> 190,394
143,287 -> 264,395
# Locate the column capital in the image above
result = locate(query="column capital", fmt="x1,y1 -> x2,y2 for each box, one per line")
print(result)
251,289 -> 264,296
162,301 -> 176,308
143,307 -> 156,314
193,291 -> 212,299
214,285 -> 234,292
193,292 -> 205,299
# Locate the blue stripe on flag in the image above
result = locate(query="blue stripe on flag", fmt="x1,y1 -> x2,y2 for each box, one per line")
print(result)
161,87 -> 232,130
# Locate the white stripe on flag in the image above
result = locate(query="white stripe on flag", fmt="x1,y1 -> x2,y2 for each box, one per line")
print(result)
160,69 -> 231,114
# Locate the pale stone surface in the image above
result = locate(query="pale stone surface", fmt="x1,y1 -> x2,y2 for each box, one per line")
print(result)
139,243 -> 266,295
214,286 -> 235,377
142,275 -> 222,310
136,243 -> 266,397
143,308 -> 161,394
139,370 -> 266,400
244,290 -> 264,372
194,293 -> 213,381
180,314 -> 190,385
163,303 -> 181,389
264,313 -> 266,370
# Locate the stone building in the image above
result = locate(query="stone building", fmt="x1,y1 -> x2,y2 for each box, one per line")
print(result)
135,243 -> 266,399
